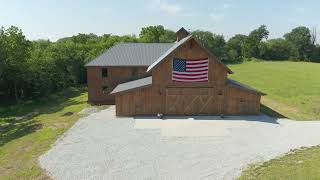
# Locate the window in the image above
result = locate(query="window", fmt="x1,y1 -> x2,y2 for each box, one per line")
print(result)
102,68 -> 108,77
131,68 -> 139,78
102,86 -> 108,94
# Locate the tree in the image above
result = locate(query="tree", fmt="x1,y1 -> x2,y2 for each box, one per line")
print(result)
139,25 -> 165,43
263,38 -> 291,60
159,29 -> 176,43
226,34 -> 247,61
192,30 -> 226,59
250,25 -> 269,41
139,25 -> 174,43
0,26 -> 32,101
284,26 -> 313,60
242,25 -> 269,58
311,26 -> 317,45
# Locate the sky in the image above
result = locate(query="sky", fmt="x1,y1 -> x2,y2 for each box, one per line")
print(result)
1,0 -> 320,41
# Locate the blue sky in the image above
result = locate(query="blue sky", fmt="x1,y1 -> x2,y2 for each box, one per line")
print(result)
1,0 -> 319,41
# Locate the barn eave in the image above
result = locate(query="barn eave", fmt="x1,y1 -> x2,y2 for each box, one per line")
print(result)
110,76 -> 152,95
228,79 -> 266,96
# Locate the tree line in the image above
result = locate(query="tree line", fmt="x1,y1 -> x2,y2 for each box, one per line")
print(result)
0,25 -> 319,102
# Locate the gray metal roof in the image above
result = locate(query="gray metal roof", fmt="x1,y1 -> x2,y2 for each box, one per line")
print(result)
147,35 -> 193,72
110,76 -> 152,94
228,79 -> 266,95
85,43 -> 174,67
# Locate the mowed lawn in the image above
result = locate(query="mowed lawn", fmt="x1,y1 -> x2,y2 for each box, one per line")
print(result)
0,87 -> 91,179
229,61 -> 320,120
229,61 -> 320,179
238,146 -> 320,180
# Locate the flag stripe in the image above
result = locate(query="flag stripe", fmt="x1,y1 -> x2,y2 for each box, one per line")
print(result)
172,58 -> 209,82
173,74 -> 208,79
186,63 -> 208,68
187,58 -> 209,61
186,60 -> 208,64
173,78 -> 208,82
186,65 -> 208,69
173,71 -> 208,76
187,67 -> 208,72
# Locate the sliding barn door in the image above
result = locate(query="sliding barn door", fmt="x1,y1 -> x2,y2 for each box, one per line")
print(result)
165,88 -> 223,115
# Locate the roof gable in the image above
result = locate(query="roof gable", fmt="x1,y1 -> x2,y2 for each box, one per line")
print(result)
147,35 -> 193,72
146,35 -> 233,74
85,43 -> 174,67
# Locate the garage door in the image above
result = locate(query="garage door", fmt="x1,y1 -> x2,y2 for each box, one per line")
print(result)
165,87 -> 223,115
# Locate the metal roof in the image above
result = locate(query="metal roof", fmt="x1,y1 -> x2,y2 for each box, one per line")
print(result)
146,35 -> 233,74
110,76 -> 152,94
228,79 -> 266,95
85,43 -> 174,67
147,35 -> 193,72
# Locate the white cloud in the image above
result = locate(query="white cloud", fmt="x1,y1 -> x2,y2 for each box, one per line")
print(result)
208,3 -> 232,21
146,0 -> 182,15
159,1 -> 182,14
223,3 -> 231,9
209,13 -> 224,21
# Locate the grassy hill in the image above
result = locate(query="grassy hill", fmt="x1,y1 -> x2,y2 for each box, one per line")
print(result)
229,61 -> 320,120
230,61 -> 320,179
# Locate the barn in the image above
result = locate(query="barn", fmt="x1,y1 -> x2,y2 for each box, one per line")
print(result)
86,28 -> 265,116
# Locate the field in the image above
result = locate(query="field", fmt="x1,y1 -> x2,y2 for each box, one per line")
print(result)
229,61 -> 320,179
229,61 -> 320,120
0,87 -> 91,179
0,61 -> 319,179
238,146 -> 320,180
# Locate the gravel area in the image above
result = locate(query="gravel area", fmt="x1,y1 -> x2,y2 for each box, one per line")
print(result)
40,106 -> 320,180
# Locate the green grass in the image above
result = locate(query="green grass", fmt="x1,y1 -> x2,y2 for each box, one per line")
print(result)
229,61 -> 320,120
230,61 -> 320,179
238,146 -> 320,180
0,87 -> 91,180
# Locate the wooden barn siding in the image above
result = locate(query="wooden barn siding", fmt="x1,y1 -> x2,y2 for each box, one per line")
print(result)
87,66 -> 148,104
115,39 -> 231,116
115,85 -> 261,116
151,39 -> 228,115
226,86 -> 261,115
115,87 -> 154,116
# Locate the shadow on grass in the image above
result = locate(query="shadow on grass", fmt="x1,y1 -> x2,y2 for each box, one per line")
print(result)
261,103 -> 287,119
0,87 -> 87,147
0,118 -> 42,146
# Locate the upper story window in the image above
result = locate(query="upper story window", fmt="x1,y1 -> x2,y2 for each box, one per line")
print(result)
131,68 -> 139,78
102,86 -> 108,94
102,68 -> 108,77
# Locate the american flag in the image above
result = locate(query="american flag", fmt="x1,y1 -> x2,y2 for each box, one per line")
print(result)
172,58 -> 209,82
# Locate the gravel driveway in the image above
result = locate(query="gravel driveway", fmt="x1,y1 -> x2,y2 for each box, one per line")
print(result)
40,106 -> 320,180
